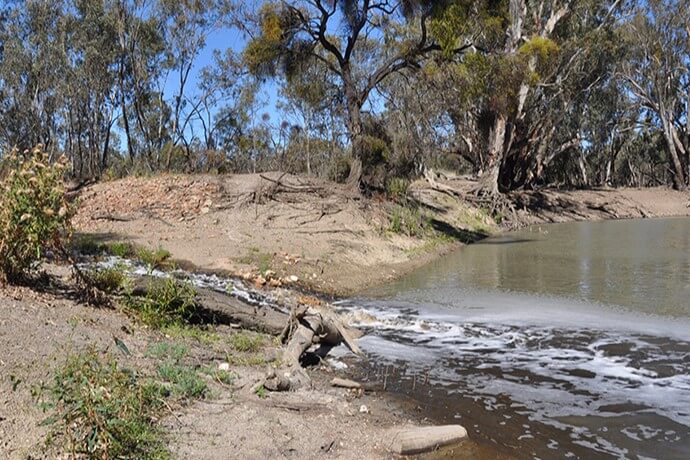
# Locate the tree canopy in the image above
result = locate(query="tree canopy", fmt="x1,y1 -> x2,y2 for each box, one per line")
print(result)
0,0 -> 688,192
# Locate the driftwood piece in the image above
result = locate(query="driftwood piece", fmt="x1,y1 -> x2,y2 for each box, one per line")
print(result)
331,378 -> 361,389
267,303 -> 363,392
387,425 -> 468,455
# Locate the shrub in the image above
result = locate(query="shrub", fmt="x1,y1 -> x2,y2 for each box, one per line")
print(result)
0,148 -> 72,283
385,177 -> 410,200
389,205 -> 432,238
107,241 -> 135,258
137,246 -> 173,272
86,265 -> 129,293
37,350 -> 168,459
126,279 -> 200,328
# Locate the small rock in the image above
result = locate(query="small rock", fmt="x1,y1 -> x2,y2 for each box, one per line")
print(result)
254,275 -> 266,287
268,278 -> 282,287
218,362 -> 230,371
264,270 -> 276,280
288,275 -> 299,283
359,405 -> 369,414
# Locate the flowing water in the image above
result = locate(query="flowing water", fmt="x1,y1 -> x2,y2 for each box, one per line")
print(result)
338,217 -> 690,459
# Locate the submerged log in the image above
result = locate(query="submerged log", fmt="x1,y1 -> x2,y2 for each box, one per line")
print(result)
387,425 -> 468,455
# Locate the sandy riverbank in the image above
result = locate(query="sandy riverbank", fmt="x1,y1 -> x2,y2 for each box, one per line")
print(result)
73,173 -> 689,295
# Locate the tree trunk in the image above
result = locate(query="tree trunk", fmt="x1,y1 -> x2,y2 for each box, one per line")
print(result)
479,114 -> 507,195
662,118 -> 686,190
343,72 -> 365,190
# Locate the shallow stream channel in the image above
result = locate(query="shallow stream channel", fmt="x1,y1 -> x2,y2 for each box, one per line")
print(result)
336,217 -> 690,460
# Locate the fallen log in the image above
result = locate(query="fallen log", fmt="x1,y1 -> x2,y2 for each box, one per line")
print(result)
387,425 -> 468,455
331,377 -> 361,389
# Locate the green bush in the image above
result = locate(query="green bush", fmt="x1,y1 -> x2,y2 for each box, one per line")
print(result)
389,205 -> 432,238
37,350 -> 168,459
385,177 -> 410,200
137,246 -> 173,272
86,265 -> 129,294
0,148 -> 72,283
126,279 -> 200,328
107,241 -> 135,258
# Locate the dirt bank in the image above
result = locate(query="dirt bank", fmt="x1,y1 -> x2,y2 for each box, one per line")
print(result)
72,173 -> 494,296
73,173 -> 690,295
0,266 -> 501,459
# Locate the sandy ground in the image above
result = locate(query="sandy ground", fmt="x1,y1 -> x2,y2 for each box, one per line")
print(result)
1,268 -> 495,460
72,173 -> 493,296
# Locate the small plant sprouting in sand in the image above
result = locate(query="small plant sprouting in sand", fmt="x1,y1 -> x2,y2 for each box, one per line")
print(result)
36,349 -> 169,459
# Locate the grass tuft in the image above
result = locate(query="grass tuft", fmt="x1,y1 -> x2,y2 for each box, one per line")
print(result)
36,349 -> 169,459
125,279 -> 200,328
136,246 -> 173,271
86,265 -> 129,293
229,331 -> 264,353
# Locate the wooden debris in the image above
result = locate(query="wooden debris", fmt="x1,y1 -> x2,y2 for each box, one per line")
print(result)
267,302 -> 363,392
387,425 -> 468,455
331,378 -> 361,389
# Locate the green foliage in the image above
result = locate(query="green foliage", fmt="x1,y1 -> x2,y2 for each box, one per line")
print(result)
86,265 -> 130,294
126,279 -> 200,328
389,205 -> 433,238
145,342 -> 189,362
37,350 -> 169,460
156,362 -> 207,399
243,3 -> 288,76
518,36 -> 560,63
137,246 -> 173,271
107,241 -> 135,258
385,177 -> 410,200
254,384 -> 268,399
229,332 -> 264,353
0,148 -> 72,283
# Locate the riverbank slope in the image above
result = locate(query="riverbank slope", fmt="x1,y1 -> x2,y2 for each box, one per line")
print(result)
73,173 -> 690,295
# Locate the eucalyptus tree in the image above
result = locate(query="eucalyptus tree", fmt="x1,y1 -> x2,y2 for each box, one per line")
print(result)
243,0 -> 466,189
157,0 -> 234,165
619,0 -> 689,190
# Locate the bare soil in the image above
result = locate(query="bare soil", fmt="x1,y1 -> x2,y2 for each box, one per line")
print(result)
72,173 -> 494,296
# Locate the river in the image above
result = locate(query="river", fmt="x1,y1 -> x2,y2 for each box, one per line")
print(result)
340,217 -> 690,459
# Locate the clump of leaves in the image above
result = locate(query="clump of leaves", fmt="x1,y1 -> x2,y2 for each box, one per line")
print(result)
0,147 -> 72,283
137,246 -> 173,272
126,278 -> 200,328
389,205 -> 432,238
106,241 -> 135,258
37,350 -> 169,460
229,332 -> 264,353
385,177 -> 410,201
86,265 -> 129,294
157,362 -> 207,399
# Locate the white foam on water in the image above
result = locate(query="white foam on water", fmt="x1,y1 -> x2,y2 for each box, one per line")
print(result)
337,298 -> 690,458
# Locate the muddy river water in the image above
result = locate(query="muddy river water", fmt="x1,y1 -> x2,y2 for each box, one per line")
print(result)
340,217 -> 690,459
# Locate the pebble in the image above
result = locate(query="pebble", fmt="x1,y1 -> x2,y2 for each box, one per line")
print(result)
359,405 -> 369,414
218,362 -> 230,371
